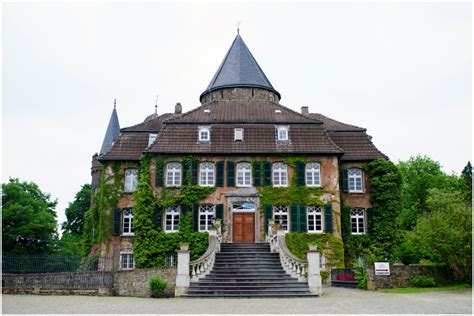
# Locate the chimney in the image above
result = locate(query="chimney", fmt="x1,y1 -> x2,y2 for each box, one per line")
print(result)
301,106 -> 309,115
175,102 -> 182,114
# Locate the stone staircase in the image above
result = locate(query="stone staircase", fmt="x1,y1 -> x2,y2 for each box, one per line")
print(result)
183,243 -> 315,298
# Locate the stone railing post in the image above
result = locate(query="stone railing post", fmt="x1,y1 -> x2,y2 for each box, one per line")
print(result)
307,245 -> 322,295
175,248 -> 190,297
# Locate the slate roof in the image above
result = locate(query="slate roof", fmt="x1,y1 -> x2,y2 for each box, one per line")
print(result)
307,113 -> 365,131
121,113 -> 176,132
200,34 -> 280,101
100,106 -> 120,154
147,123 -> 343,155
166,100 -> 319,124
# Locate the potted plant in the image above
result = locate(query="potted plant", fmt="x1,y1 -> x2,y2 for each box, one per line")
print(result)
179,243 -> 189,251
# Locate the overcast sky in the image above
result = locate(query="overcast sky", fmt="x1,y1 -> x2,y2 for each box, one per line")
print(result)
3,2 -> 472,231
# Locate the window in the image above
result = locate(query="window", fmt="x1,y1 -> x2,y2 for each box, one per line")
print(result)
122,208 -> 133,236
273,163 -> 288,187
276,126 -> 289,141
124,169 -> 138,192
348,168 -> 363,193
120,252 -> 135,270
306,163 -> 321,187
307,206 -> 323,233
199,162 -> 215,186
148,133 -> 158,147
351,208 -> 365,235
199,204 -> 215,232
273,206 -> 289,232
164,206 -> 180,232
236,162 -> 251,187
198,126 -> 211,142
166,162 -> 181,187
234,128 -> 243,141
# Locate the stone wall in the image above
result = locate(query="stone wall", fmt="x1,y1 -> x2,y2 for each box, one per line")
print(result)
113,268 -> 177,297
367,264 -> 454,290
200,87 -> 280,104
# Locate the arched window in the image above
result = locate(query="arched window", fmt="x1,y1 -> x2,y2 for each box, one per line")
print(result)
164,206 -> 180,232
307,206 -> 323,233
273,205 -> 289,231
273,163 -> 288,187
166,162 -> 181,187
122,208 -> 134,236
199,204 -> 215,232
124,169 -> 138,192
305,162 -> 321,187
199,162 -> 215,186
236,162 -> 252,187
351,208 -> 366,235
348,168 -> 363,192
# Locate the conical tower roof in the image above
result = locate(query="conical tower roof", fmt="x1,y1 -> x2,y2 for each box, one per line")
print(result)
200,34 -> 280,102
100,100 -> 121,154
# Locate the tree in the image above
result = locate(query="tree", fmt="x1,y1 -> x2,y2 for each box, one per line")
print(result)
407,188 -> 472,282
61,184 -> 91,235
2,178 -> 58,255
397,155 -> 459,230
460,161 -> 472,204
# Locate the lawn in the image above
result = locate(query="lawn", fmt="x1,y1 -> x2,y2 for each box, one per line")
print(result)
379,284 -> 471,294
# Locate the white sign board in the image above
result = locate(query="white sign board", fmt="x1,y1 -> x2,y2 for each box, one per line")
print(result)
374,262 -> 390,276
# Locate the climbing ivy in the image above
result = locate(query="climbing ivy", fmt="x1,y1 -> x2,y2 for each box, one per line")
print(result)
259,186 -> 327,208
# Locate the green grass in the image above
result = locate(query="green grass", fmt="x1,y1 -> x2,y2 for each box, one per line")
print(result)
379,284 -> 471,294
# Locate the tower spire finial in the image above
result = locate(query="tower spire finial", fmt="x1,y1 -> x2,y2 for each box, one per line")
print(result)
236,20 -> 242,35
155,93 -> 159,115
114,98 -> 116,109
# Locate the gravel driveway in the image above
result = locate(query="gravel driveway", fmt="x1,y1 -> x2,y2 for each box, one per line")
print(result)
2,287 -> 472,314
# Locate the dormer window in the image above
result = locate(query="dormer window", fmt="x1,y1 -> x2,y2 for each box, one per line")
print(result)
198,126 -> 211,142
234,128 -> 244,141
148,133 -> 158,147
276,126 -> 289,142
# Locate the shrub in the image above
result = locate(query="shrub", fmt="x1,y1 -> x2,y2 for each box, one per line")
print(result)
149,276 -> 168,297
410,275 -> 437,287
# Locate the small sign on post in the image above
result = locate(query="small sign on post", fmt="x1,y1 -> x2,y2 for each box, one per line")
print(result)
374,262 -> 390,276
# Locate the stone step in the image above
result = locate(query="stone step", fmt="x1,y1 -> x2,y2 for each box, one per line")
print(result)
201,275 -> 296,281
186,288 -> 311,294
190,283 -> 308,288
182,292 -> 316,298
190,280 -> 304,286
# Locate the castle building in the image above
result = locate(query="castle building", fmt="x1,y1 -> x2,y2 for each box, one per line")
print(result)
92,33 -> 385,271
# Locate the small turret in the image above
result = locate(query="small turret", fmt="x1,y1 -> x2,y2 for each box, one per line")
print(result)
99,99 -> 121,154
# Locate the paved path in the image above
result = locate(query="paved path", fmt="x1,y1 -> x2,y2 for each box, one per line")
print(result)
2,287 -> 472,314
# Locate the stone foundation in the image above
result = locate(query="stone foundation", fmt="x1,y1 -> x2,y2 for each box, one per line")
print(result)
113,267 -> 176,297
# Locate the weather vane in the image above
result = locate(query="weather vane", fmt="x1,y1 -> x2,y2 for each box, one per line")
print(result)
236,20 -> 243,34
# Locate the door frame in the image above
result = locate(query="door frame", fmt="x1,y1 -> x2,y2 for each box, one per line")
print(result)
227,197 -> 260,243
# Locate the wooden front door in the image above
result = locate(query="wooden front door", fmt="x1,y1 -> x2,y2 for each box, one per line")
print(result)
233,213 -> 255,243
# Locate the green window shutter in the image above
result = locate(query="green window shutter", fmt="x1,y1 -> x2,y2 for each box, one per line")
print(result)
253,161 -> 261,186
182,161 -> 189,185
226,161 -> 235,187
299,205 -> 307,232
112,208 -> 121,236
216,161 -> 224,187
153,208 -> 163,230
192,204 -> 199,232
367,208 -> 374,235
341,205 -> 351,237
296,162 -> 305,186
264,204 -> 273,233
290,205 -> 298,232
190,161 -> 198,185
216,204 -> 224,221
324,204 -> 333,233
263,161 -> 272,186
341,169 -> 349,192
155,160 -> 164,187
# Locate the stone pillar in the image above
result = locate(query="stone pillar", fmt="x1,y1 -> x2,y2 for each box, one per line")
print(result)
307,245 -> 322,295
174,250 -> 190,297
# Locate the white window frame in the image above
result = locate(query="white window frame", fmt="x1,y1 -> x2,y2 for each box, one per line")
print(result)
198,126 -> 211,142
348,168 -> 363,193
276,126 -> 289,141
164,206 -> 180,232
199,162 -> 215,187
236,162 -> 252,187
273,205 -> 289,232
124,169 -> 138,192
305,162 -> 321,187
351,208 -> 366,235
272,163 -> 288,187
120,252 -> 135,270
122,208 -> 134,236
234,128 -> 244,141
166,162 -> 182,187
307,206 -> 323,233
199,204 -> 215,232
148,133 -> 158,147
